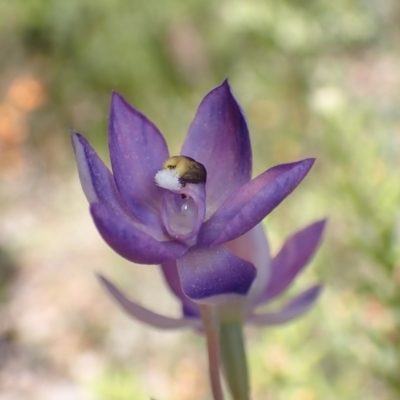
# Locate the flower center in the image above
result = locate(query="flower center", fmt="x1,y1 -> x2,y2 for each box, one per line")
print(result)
163,192 -> 198,235
154,156 -> 207,245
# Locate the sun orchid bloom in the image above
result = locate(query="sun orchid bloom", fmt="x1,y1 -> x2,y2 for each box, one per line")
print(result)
72,80 -> 322,329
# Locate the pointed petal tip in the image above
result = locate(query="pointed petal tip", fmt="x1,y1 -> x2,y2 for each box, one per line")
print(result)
97,273 -> 130,297
313,218 -> 328,234
111,91 -> 127,112
302,219 -> 328,249
111,90 -> 123,101
96,272 -> 107,285
310,284 -> 323,297
70,130 -> 79,151
290,158 -> 315,176
219,78 -> 234,96
97,273 -> 114,293
109,89 -> 165,139
221,78 -> 230,89
110,91 -> 135,116
300,157 -> 316,170
300,218 -> 327,239
70,129 -> 79,141
71,131 -> 90,152
293,284 -> 323,307
250,284 -> 323,327
71,131 -> 84,147
285,156 -> 316,184
294,284 -> 323,305
207,78 -> 234,100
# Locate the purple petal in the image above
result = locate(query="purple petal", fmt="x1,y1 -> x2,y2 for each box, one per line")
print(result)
260,220 -> 326,304
181,80 -> 252,217
160,261 -> 200,318
109,92 -> 169,230
71,131 -> 127,216
91,203 -> 188,265
248,285 -> 322,326
177,246 -> 256,303
198,159 -> 315,247
99,275 -> 200,329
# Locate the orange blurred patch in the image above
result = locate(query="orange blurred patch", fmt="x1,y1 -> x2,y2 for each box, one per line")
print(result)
264,345 -> 290,374
6,76 -> 47,112
360,297 -> 394,331
171,356 -> 207,400
0,149 -> 26,179
0,104 -> 27,146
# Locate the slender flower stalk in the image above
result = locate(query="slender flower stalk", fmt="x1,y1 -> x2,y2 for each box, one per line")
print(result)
220,321 -> 249,400
72,80 -> 325,399
200,305 -> 224,400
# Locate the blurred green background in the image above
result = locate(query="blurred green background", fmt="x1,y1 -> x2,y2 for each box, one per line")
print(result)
0,0 -> 399,399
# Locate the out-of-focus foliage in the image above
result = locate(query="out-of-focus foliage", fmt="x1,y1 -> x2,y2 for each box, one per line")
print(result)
0,0 -> 399,399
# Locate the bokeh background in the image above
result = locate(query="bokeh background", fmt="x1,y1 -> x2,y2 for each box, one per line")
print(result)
1,0 -> 400,399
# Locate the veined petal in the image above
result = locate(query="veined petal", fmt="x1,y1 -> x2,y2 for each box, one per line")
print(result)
177,246 -> 256,303
99,275 -> 200,330
71,131 -> 127,216
109,92 -> 169,230
248,285 -> 322,326
260,220 -> 326,304
198,159 -> 315,247
181,80 -> 252,217
91,203 -> 188,265
160,261 -> 200,318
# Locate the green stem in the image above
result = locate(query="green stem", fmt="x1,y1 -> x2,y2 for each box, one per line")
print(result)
200,305 -> 224,400
220,321 -> 249,400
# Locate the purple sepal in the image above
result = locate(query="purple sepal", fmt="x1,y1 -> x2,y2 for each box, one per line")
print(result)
98,275 -> 200,329
181,80 -> 252,216
177,246 -> 256,302
108,92 -> 168,231
198,159 -> 315,247
91,203 -> 188,265
160,261 -> 200,317
72,131 -> 127,215
259,220 -> 326,304
249,285 -> 322,326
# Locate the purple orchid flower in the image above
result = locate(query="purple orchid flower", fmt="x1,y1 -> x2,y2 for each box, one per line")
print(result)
72,80 -> 321,329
